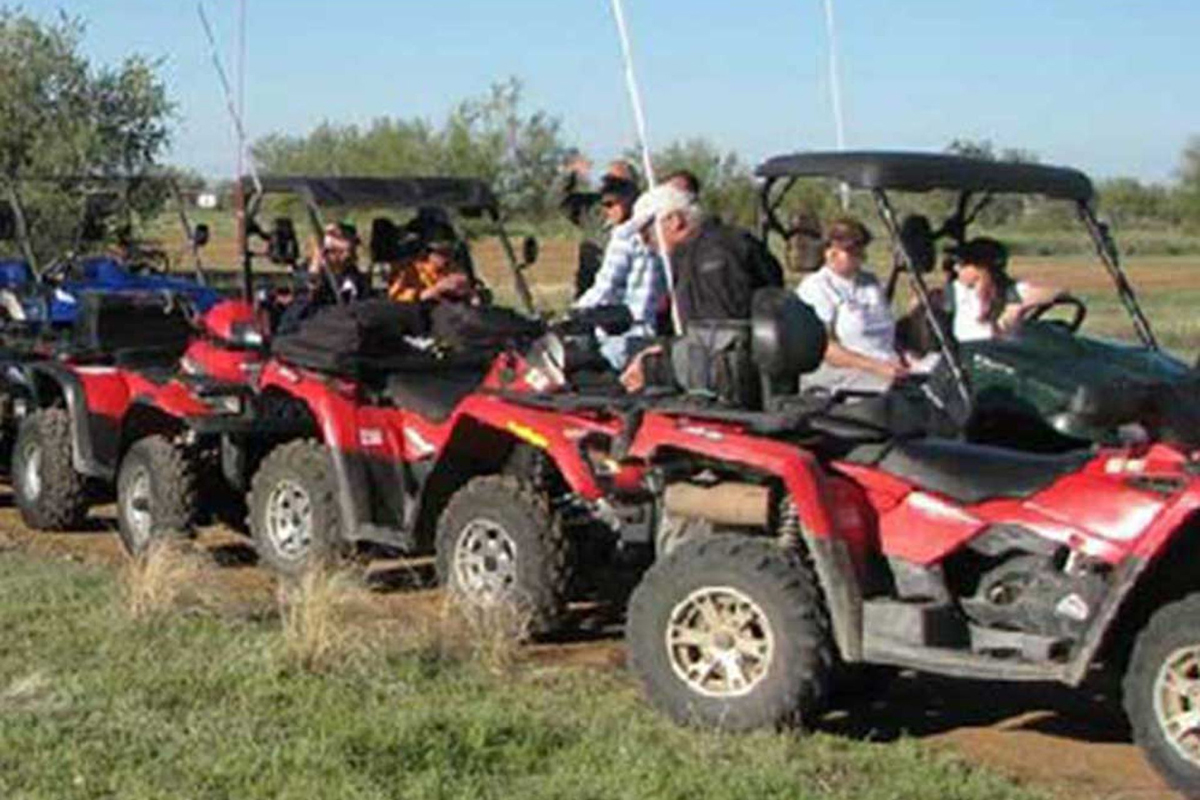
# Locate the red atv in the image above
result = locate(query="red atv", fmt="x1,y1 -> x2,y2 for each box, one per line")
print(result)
11,291 -> 265,553
227,296 -> 635,632
573,289 -> 1200,795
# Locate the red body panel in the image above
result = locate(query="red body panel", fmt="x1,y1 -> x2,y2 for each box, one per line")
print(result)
256,359 -> 620,500
627,407 -> 1200,575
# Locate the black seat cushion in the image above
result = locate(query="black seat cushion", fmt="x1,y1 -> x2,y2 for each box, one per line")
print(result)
382,367 -> 488,422
875,438 -> 1090,505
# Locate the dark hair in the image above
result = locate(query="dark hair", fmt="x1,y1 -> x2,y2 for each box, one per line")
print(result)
664,169 -> 701,197
825,217 -> 872,249
598,174 -> 638,200
953,237 -> 1008,272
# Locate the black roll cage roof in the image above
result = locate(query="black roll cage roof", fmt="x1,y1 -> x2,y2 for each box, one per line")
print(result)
755,151 -> 1094,201
242,175 -> 500,215
239,174 -> 533,314
0,173 -> 206,280
755,150 -> 1159,410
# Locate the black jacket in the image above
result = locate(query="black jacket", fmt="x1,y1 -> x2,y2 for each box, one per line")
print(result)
669,218 -> 783,328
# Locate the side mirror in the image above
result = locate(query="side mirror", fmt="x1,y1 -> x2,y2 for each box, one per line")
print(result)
192,223 -> 210,248
521,235 -> 539,268
898,214 -> 936,274
268,217 -> 299,265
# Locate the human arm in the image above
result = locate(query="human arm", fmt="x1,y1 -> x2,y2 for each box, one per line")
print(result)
997,280 -> 1063,333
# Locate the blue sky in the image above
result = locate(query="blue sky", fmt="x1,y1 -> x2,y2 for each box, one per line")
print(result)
28,0 -> 1200,183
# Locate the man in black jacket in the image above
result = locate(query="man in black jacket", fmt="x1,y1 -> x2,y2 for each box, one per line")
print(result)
621,184 -> 783,391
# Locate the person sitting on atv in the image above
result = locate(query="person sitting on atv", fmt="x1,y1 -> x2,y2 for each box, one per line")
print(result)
618,184 -> 783,392
387,226 -> 475,304
945,237 -> 1063,342
276,222 -> 368,333
796,217 -> 913,392
574,171 -> 667,369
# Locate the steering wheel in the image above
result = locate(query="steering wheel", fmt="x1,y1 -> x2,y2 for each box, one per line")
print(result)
1023,294 -> 1087,334
39,254 -> 76,286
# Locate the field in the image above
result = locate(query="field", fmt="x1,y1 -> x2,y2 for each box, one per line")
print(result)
0,218 -> 1195,799
0,530 -> 1048,800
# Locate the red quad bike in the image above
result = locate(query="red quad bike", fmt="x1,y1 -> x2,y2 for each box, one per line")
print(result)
228,299 -> 634,632
578,289 -> 1200,795
11,291 -> 265,553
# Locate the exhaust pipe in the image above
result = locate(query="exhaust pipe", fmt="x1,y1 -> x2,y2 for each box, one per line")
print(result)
663,482 -> 770,527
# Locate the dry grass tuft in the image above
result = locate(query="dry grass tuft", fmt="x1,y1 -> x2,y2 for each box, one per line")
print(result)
402,594 -> 532,676
119,539 -> 215,621
276,566 -> 379,672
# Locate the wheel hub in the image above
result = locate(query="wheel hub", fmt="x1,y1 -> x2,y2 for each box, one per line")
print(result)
453,517 -> 518,602
20,441 -> 42,501
665,586 -> 774,698
264,479 -> 312,561
1154,645 -> 1200,767
123,465 -> 153,548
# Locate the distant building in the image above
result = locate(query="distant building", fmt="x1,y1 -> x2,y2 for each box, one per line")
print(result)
197,192 -> 219,210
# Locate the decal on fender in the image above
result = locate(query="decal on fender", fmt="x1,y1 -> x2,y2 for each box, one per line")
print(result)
359,428 -> 384,447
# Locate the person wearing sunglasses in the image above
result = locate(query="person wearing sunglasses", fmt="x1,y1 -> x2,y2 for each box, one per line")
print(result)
796,217 -> 909,392
574,170 -> 666,369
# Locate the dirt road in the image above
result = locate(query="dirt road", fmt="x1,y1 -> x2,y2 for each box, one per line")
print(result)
0,499 -> 1179,800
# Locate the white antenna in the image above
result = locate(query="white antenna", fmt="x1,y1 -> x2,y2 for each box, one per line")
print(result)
608,0 -> 681,333
822,0 -> 850,209
197,2 -> 260,194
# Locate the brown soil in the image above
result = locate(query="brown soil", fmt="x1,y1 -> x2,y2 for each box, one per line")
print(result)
0,499 -> 1181,799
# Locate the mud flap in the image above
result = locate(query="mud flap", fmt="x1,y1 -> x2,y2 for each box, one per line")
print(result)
802,531 -> 865,663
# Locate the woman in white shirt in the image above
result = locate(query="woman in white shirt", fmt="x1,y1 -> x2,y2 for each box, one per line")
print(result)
796,218 -> 909,392
947,238 -> 1062,343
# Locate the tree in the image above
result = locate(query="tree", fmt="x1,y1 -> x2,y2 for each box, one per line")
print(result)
0,9 -> 175,267
252,78 -> 571,221
1178,135 -> 1200,229
650,138 -> 759,227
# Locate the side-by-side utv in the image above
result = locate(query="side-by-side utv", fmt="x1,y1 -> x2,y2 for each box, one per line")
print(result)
756,151 -> 1199,450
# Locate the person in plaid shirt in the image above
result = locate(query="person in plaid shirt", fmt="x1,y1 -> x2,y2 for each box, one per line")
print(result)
574,172 -> 666,369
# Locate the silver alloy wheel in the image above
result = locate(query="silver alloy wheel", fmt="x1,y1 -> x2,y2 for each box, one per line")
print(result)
123,464 -> 153,549
666,586 -> 775,698
20,441 -> 42,501
264,478 -> 313,561
453,517 -> 518,601
1153,644 -> 1200,767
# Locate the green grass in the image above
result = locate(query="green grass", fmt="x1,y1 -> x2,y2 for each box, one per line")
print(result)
0,551 -> 1046,800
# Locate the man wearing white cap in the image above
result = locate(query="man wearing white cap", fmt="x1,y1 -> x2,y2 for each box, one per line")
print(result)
620,185 -> 782,391
630,184 -> 781,326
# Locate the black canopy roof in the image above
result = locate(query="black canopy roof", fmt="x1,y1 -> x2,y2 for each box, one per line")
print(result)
755,151 -> 1094,202
244,176 -> 499,213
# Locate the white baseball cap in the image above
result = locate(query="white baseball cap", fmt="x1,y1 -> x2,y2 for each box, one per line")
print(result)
629,184 -> 697,232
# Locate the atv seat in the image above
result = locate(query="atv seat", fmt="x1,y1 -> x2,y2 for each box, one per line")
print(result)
381,366 -> 488,422
874,438 -> 1091,505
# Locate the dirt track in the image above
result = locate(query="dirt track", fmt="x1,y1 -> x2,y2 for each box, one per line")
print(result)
0,496 -> 1179,800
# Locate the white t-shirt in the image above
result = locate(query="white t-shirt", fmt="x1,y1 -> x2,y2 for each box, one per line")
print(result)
797,266 -> 896,360
796,266 -> 897,392
951,279 -> 1029,342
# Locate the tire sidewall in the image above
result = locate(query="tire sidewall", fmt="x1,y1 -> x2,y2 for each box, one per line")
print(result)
435,476 -> 563,631
1126,599 -> 1200,795
116,443 -> 153,555
628,537 -> 828,731
249,441 -> 342,577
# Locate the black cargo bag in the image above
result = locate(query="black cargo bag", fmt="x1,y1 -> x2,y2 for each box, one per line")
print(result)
272,299 -> 430,375
72,292 -> 195,357
429,302 -> 543,354
669,319 -> 760,408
